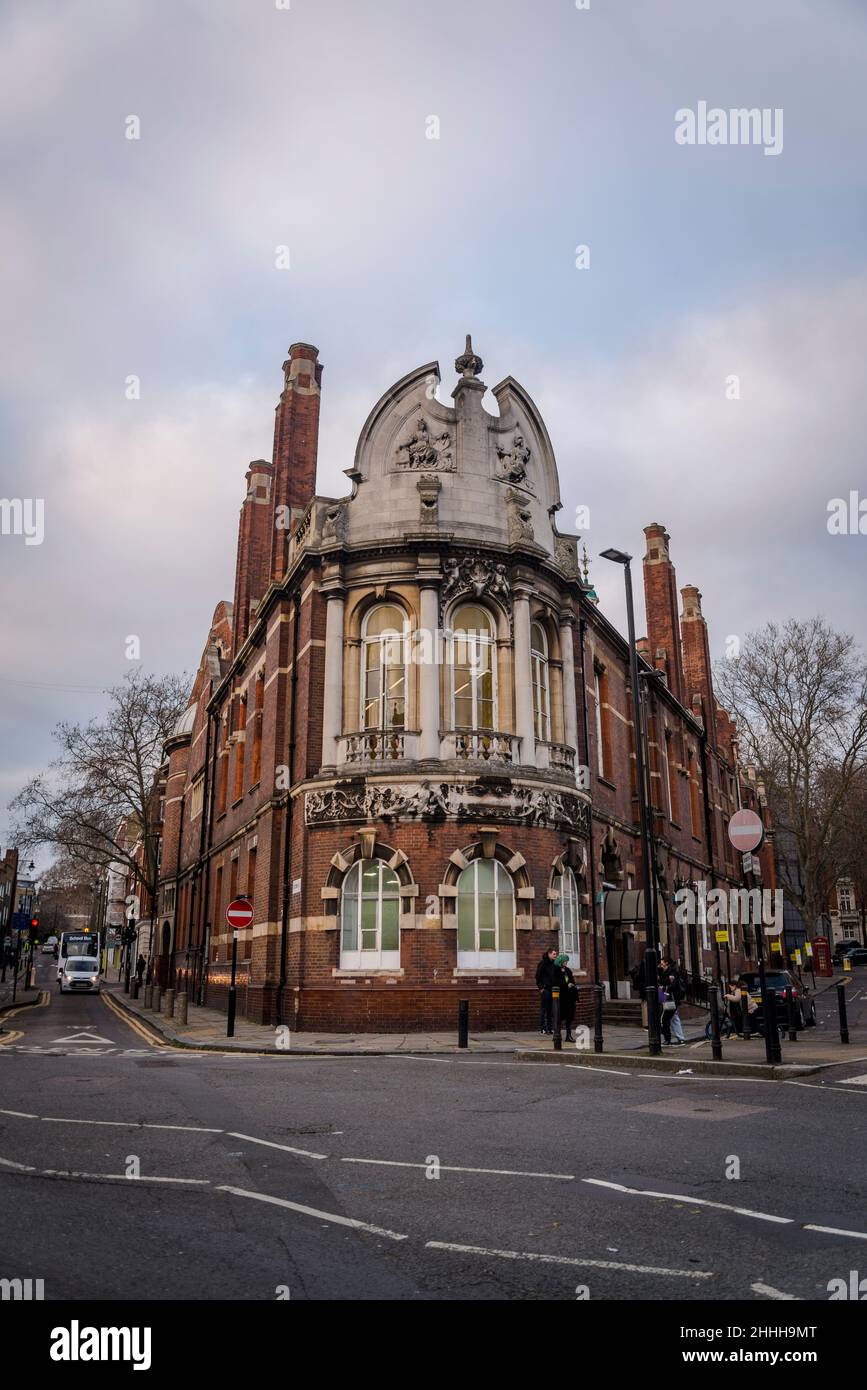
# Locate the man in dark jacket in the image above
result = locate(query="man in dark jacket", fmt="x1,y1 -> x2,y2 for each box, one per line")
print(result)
535,947 -> 559,1034
555,954 -> 579,1042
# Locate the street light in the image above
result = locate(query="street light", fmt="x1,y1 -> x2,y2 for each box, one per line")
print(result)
600,547 -> 662,1055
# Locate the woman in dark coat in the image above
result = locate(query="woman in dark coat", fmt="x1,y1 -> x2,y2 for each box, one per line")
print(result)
554,954 -> 578,1042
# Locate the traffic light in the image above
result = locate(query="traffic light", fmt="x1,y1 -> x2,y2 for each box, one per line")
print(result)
30,916 -> 39,930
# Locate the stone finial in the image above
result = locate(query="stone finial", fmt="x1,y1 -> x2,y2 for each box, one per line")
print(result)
455,334 -> 483,379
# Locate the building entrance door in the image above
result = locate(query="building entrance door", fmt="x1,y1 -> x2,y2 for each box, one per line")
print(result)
605,925 -> 619,999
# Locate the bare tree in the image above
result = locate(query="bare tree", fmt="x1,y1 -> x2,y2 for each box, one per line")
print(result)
715,617 -> 867,932
9,670 -> 188,915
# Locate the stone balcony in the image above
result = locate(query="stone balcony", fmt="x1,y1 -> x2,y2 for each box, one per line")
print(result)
441,730 -> 515,765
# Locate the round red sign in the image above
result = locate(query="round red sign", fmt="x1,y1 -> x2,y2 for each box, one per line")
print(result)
727,809 -> 764,853
226,898 -> 254,930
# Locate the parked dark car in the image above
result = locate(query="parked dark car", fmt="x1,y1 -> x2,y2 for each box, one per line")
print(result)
845,948 -> 867,967
832,942 -> 860,965
738,970 -> 817,1030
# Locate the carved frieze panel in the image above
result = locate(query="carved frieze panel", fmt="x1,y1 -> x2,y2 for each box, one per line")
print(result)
305,780 -> 591,836
441,555 -> 511,607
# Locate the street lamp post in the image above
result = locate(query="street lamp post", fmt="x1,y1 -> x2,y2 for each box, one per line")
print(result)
600,548 -> 662,1055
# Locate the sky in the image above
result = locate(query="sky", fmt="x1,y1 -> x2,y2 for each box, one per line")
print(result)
1,0 -> 866,857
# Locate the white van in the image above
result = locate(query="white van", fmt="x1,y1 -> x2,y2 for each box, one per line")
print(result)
58,956 -> 101,994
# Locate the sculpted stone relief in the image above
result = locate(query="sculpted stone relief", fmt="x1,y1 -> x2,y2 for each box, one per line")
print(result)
394,416 -> 455,471
441,555 -> 511,605
496,429 -> 534,489
305,780 -> 591,835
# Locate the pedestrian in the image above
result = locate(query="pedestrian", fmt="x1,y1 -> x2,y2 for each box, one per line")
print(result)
726,977 -> 760,1038
659,953 -> 685,1044
535,946 -> 558,1034
554,954 -> 578,1042
135,953 -> 146,986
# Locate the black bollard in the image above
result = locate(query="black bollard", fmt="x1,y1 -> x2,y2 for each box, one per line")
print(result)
836,982 -> 850,1044
594,984 -> 604,1054
131,978 -> 139,1001
709,986 -> 723,1062
552,987 -> 562,1051
786,986 -> 798,1043
458,998 -> 469,1049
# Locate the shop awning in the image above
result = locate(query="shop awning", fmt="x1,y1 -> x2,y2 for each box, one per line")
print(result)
603,889 -> 669,932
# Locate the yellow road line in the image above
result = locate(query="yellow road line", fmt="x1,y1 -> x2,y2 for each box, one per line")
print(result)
101,991 -> 167,1048
0,1030 -> 23,1046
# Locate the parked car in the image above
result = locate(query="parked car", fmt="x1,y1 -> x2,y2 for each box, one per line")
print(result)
58,957 -> 101,994
845,948 -> 867,967
832,942 -> 860,965
738,970 -> 816,1030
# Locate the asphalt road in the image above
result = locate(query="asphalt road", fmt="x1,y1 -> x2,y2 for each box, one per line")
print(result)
2,957 -> 867,1302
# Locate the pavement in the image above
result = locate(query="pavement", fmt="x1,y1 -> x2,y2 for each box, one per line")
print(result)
3,956 -> 867,1302
96,969 -> 867,1076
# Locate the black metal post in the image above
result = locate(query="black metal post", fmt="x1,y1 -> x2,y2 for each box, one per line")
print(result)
709,984 -> 723,1062
754,895 -> 781,1065
552,987 -> 562,1051
739,984 -> 751,1040
786,984 -> 798,1043
594,982 -> 604,1053
226,930 -> 239,1038
836,982 -> 850,1044
458,998 -> 469,1049
11,933 -> 20,1003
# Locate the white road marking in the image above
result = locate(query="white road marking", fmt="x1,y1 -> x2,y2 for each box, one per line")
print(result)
144,1123 -> 224,1133
582,1178 -> 793,1224
217,1184 -> 408,1240
0,1108 -> 38,1118
49,1030 -> 116,1045
341,1157 -> 574,1180
43,1169 -> 210,1184
227,1131 -> 328,1160
0,1155 -> 36,1171
804,1223 -> 867,1241
751,1282 -> 798,1300
41,1117 -> 136,1127
836,1074 -> 867,1086
425,1241 -> 713,1279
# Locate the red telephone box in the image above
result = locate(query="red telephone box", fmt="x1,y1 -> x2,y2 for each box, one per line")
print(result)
812,935 -> 833,977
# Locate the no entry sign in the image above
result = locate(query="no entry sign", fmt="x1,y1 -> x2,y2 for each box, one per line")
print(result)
226,898 -> 254,930
727,809 -> 764,854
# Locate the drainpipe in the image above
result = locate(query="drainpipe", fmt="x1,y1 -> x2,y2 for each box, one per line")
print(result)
578,617 -> 601,989
197,708 -> 218,1006
274,591 -> 301,1025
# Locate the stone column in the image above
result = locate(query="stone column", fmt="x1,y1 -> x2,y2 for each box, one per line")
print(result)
419,581 -> 440,760
512,589 -> 536,765
560,613 -> 579,754
320,589 -> 345,768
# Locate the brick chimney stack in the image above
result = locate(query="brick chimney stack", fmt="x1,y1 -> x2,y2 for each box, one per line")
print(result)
232,460 -> 275,652
642,523 -> 685,705
270,342 -> 323,583
680,584 -> 717,748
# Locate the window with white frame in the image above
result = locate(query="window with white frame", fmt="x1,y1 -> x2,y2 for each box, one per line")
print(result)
457,859 -> 515,969
555,868 -> 580,968
449,604 -> 496,731
340,860 -> 400,969
531,621 -> 550,741
362,605 -> 407,732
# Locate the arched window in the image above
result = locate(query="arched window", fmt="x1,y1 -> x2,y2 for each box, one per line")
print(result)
362,605 -> 407,732
449,604 -> 496,731
531,621 -> 550,741
555,868 -> 580,968
457,859 -> 515,969
340,860 -> 401,969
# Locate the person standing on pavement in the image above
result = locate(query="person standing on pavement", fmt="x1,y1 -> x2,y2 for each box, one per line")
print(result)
135,954 -> 146,986
536,947 -> 558,1034
554,954 -> 578,1042
659,953 -> 686,1045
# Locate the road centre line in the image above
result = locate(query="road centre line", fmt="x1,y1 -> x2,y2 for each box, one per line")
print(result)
0,1108 -> 38,1118
803,1223 -> 867,1241
227,1131 -> 328,1160
424,1241 -> 714,1279
751,1282 -> 798,1300
341,1157 -> 574,1180
41,1116 -> 138,1127
582,1178 -> 793,1224
43,1169 -> 211,1185
0,1155 -> 36,1171
217,1185 -> 408,1240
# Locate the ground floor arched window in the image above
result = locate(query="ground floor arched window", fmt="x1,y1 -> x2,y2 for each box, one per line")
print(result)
457,859 -> 515,969
340,860 -> 400,969
555,868 -> 580,969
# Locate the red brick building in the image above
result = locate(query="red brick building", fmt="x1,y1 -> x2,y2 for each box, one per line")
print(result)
153,338 -> 766,1030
